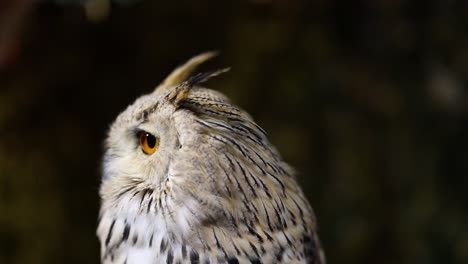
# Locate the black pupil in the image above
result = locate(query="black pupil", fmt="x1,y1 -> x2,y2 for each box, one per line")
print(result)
146,133 -> 156,148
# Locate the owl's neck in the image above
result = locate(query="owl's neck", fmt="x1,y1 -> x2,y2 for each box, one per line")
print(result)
97,183 -> 200,263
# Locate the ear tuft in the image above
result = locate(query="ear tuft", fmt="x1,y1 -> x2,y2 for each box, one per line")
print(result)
155,51 -> 218,93
186,67 -> 230,87
166,68 -> 230,106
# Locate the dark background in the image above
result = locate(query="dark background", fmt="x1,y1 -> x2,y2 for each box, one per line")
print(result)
1,0 -> 468,263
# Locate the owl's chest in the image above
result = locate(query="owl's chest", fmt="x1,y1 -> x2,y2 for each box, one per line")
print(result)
97,192 -> 204,264
98,212 -> 192,264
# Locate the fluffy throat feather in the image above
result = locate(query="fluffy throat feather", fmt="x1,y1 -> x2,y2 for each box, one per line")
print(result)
101,174 -> 174,215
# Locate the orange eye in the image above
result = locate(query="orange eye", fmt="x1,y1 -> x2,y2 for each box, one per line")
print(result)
139,131 -> 159,155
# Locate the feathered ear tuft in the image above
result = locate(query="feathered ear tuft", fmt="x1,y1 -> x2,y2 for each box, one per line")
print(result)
154,51 -> 218,93
186,67 -> 230,87
166,67 -> 230,105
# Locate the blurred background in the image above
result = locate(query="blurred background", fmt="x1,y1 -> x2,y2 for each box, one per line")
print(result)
1,0 -> 468,263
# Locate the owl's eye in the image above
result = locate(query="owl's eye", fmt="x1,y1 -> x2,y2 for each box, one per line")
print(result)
139,131 -> 159,155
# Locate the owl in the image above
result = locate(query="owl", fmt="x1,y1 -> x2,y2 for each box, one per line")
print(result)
97,52 -> 325,264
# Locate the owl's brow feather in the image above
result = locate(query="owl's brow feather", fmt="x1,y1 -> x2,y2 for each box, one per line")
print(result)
136,102 -> 160,122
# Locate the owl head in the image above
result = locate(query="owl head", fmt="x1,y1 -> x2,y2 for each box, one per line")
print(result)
99,51 -> 282,211
100,52 -> 237,204
99,51 -> 297,222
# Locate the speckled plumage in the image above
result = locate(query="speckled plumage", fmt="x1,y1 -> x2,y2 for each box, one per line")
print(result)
97,53 -> 325,264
